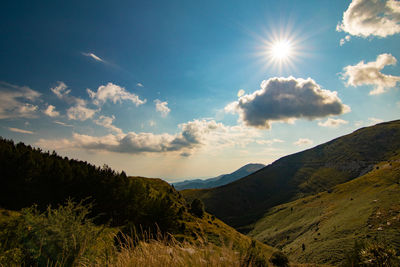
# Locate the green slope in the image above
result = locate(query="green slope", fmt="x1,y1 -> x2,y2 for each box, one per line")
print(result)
182,120 -> 400,231
248,156 -> 400,265
0,138 -> 276,264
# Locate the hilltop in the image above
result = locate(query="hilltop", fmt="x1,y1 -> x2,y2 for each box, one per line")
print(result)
182,120 -> 400,232
173,163 -> 265,190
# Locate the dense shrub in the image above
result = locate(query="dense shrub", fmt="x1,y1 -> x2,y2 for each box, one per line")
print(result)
0,200 -> 116,266
190,199 -> 205,218
269,251 -> 289,267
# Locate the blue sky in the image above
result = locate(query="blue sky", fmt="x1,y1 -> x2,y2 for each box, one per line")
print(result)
1,0 -> 400,181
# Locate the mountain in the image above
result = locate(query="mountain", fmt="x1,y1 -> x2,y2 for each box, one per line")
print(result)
248,155 -> 400,265
173,163 -> 265,190
182,120 -> 400,232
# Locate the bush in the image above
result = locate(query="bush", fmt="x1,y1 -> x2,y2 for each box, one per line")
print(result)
342,240 -> 399,267
190,199 -> 205,218
242,240 -> 269,267
269,251 -> 289,267
0,200 -> 116,266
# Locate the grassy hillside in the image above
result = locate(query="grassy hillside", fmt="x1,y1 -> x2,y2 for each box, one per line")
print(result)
182,120 -> 400,231
173,163 -> 265,190
0,138 -> 276,266
248,156 -> 400,265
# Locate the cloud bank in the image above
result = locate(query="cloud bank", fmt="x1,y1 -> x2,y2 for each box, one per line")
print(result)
342,53 -> 400,95
225,77 -> 350,129
36,119 -> 260,156
337,0 -> 400,38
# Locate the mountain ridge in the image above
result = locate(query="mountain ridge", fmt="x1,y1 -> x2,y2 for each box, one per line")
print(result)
173,163 -> 265,190
182,120 -> 400,232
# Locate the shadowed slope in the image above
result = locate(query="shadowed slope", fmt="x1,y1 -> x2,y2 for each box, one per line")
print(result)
182,120 -> 400,232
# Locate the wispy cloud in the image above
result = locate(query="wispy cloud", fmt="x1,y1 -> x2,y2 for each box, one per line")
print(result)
94,115 -> 123,134
256,139 -> 284,145
342,53 -> 400,95
225,77 -> 350,129
82,52 -> 105,63
136,83 -> 144,87
154,99 -> 170,117
54,121 -> 73,127
8,127 -> 34,134
293,138 -> 313,146
318,118 -> 348,128
67,99 -> 98,121
0,82 -> 40,119
51,82 -> 71,99
337,0 -> 400,40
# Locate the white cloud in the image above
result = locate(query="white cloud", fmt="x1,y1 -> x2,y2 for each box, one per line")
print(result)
337,0 -> 400,39
54,121 -> 73,127
293,138 -> 313,146
35,119 -> 260,156
0,82 -> 40,119
82,52 -> 105,62
87,82 -> 146,106
340,35 -> 351,46
136,83 -> 144,87
342,53 -> 400,95
67,99 -> 97,121
51,82 -> 71,99
94,115 -> 123,134
256,138 -> 284,145
154,99 -> 170,117
8,127 -> 34,134
318,118 -> 349,128
43,105 -> 60,117
149,120 -> 156,127
225,77 -> 350,129
237,89 -> 245,97
368,117 -> 384,124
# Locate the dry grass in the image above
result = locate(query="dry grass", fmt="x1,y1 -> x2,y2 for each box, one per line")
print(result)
82,233 -> 258,267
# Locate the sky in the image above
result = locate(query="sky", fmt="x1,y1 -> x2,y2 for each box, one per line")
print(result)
1,0 -> 400,182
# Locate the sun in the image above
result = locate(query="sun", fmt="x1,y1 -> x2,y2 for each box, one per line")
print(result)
270,40 -> 292,60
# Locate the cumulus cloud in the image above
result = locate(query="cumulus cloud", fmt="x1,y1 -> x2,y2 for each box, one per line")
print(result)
67,99 -> 97,121
0,82 -> 40,119
82,52 -> 105,62
342,53 -> 400,95
237,89 -> 245,97
154,99 -> 170,117
94,115 -> 123,134
51,82 -> 71,99
8,127 -> 34,134
337,0 -> 400,39
225,77 -> 350,129
35,119 -> 260,156
43,105 -> 60,117
293,138 -> 313,146
318,118 -> 349,128
87,83 -> 146,106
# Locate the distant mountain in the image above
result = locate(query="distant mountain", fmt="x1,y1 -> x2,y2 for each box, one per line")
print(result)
182,120 -> 400,232
173,163 -> 265,190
